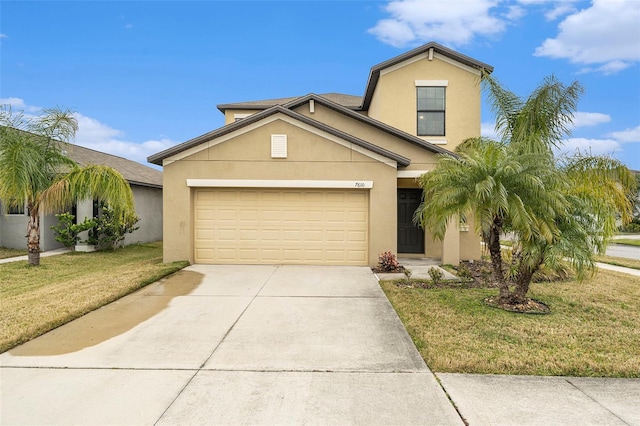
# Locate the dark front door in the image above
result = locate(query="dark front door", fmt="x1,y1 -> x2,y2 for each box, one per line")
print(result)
397,189 -> 425,253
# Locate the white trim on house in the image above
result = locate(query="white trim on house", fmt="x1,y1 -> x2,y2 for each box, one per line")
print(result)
163,112 -> 398,168
380,53 -> 428,76
415,80 -> 448,87
434,52 -> 482,76
271,134 -> 287,158
186,179 -> 374,189
233,113 -> 251,120
379,52 -> 481,77
397,170 -> 428,178
431,140 -> 448,145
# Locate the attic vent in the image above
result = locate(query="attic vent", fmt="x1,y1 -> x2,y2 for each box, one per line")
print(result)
271,134 -> 287,158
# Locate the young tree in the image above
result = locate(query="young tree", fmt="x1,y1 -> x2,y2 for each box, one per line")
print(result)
414,75 -> 636,308
0,106 -> 135,265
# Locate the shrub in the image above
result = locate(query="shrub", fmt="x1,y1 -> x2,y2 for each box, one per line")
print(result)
428,266 -> 444,284
51,206 -> 140,250
403,268 -> 413,285
377,251 -> 400,272
51,213 -> 95,248
89,206 -> 140,250
620,219 -> 640,233
456,264 -> 473,280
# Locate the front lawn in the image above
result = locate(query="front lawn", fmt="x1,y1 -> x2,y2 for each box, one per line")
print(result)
0,247 -> 28,259
381,269 -> 640,377
596,255 -> 640,270
0,242 -> 188,353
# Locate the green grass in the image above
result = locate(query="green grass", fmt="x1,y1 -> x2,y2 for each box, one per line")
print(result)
595,255 -> 640,270
381,269 -> 640,377
612,238 -> 640,247
0,242 -> 188,353
0,247 -> 28,259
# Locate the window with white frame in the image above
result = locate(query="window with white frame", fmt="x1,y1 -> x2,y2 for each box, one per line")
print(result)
417,86 -> 445,136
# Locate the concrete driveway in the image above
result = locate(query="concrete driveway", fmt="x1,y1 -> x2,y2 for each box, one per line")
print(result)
0,265 -> 462,425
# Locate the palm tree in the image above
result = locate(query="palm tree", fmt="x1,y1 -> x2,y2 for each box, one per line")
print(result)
414,75 -> 636,307
415,137 -> 566,301
0,106 -> 135,266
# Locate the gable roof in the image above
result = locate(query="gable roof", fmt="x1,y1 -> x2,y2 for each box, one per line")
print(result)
283,93 -> 454,157
217,93 -> 362,113
216,42 -> 493,114
148,104 -> 411,167
63,143 -> 162,188
361,41 -> 494,110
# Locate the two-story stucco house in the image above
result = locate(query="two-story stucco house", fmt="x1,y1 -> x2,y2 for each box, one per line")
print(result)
148,41 -> 493,267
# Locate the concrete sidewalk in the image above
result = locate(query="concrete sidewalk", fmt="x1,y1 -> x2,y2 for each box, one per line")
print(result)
0,265 -> 462,425
438,373 -> 640,425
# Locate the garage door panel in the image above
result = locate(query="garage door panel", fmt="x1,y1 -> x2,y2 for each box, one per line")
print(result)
194,189 -> 369,265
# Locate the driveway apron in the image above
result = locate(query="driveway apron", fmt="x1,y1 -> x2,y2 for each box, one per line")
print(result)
0,265 -> 462,425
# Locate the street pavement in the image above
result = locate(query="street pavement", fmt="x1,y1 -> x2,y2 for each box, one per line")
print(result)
606,243 -> 640,260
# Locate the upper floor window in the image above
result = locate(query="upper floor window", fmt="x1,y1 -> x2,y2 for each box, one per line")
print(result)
417,86 -> 445,136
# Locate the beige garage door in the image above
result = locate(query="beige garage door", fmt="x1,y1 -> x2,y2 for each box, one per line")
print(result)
194,188 -> 369,265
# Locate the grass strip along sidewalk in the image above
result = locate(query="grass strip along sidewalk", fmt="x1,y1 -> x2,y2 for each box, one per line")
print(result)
595,255 -> 640,270
612,238 -> 640,247
0,247 -> 28,260
0,242 -> 188,353
381,269 -> 640,378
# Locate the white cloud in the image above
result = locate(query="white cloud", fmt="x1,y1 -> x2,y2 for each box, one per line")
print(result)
543,3 -> 578,21
0,97 -> 26,108
504,5 -> 526,21
481,121 -> 500,140
571,112 -> 611,128
557,137 -> 621,157
608,125 -> 640,143
0,33 -> 7,39
514,0 -> 578,20
368,0 -> 506,47
534,0 -> 640,74
0,97 -> 41,113
73,113 -> 175,166
2,99 -> 173,167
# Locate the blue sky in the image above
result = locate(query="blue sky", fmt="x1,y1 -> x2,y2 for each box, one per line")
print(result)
1,0 -> 639,170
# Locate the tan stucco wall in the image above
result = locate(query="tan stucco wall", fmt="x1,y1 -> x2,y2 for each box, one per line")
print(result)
366,53 -> 482,152
162,118 -> 398,266
223,109 -> 262,125
293,102 -> 441,172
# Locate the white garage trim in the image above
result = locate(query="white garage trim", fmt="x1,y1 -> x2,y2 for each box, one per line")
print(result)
187,179 -> 373,189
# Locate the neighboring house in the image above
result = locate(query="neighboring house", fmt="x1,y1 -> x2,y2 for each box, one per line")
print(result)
0,143 -> 163,251
149,41 -> 493,266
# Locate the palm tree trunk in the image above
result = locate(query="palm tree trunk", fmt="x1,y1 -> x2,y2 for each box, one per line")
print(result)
487,219 -> 509,300
514,257 -> 543,302
514,269 -> 534,302
27,209 -> 41,266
